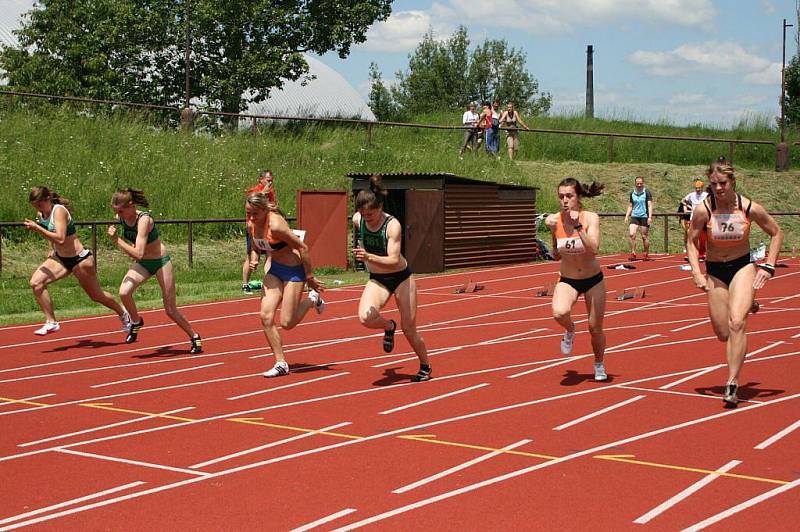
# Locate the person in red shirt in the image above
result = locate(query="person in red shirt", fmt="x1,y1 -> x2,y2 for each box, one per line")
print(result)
243,170 -> 277,293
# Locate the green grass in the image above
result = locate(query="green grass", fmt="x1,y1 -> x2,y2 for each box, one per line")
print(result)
2,103 -> 799,326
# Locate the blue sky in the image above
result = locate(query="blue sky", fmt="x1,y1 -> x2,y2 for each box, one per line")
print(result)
318,0 -> 800,128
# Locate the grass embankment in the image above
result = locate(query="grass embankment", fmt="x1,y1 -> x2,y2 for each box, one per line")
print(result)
1,105 -> 799,325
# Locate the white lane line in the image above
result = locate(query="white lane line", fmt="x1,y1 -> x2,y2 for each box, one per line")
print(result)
90,363 -> 224,388
0,481 -> 145,526
54,448 -> 210,477
0,393 -> 55,406
771,292 -> 800,304
671,319 -> 710,332
392,439 -> 531,494
331,392 -> 800,532
659,366 -> 724,390
608,325 -> 800,355
681,477 -> 800,531
552,395 -> 646,431
619,386 -> 750,403
634,460 -> 742,524
754,419 -> 800,450
290,509 -> 357,532
189,421 -> 352,469
227,372 -> 350,400
380,384 -> 489,415
18,406 -> 196,447
606,334 -> 664,352
746,341 -> 787,359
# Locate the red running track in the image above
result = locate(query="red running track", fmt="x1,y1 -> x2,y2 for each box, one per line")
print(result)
1,254 -> 799,530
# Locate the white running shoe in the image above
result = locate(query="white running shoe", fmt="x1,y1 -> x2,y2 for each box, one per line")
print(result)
119,312 -> 132,331
594,362 -> 608,382
34,321 -> 60,336
263,361 -> 289,378
308,289 -> 325,315
560,330 -> 576,355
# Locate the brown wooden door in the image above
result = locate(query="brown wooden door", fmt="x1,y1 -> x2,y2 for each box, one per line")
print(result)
404,189 -> 444,273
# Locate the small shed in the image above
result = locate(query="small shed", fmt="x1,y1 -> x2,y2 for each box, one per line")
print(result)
348,172 -> 538,273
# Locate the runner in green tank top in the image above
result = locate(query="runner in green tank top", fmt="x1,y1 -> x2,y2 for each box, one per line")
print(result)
352,174 -> 432,382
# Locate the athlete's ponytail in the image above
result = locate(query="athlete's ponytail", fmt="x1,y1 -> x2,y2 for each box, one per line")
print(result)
355,174 -> 388,210
558,177 -> 604,198
112,188 -> 149,208
29,186 -> 73,212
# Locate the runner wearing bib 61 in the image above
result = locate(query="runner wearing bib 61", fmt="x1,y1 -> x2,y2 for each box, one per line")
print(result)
545,178 -> 608,382
686,157 -> 783,407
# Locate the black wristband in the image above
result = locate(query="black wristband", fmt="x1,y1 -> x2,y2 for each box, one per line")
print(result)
757,263 -> 775,277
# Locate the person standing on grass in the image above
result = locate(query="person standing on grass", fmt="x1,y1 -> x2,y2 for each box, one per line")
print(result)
545,177 -> 608,382
352,175 -> 432,382
245,191 -> 325,378
686,157 -> 783,408
458,103 -> 481,157
623,176 -> 653,261
242,170 -> 277,294
24,186 -> 131,336
499,101 -> 530,160
107,188 -> 202,353
680,178 -> 708,260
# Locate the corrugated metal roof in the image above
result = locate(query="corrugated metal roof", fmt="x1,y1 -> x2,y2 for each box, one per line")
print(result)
346,172 -> 538,190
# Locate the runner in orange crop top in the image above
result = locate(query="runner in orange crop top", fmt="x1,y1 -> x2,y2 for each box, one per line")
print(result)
686,157 -> 783,407
544,178 -> 608,382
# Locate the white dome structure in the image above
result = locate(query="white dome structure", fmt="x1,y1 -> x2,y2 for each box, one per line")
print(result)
0,1 -> 28,50
243,55 -> 375,122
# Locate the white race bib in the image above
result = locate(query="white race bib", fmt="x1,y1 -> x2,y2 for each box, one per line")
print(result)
557,237 -> 585,255
710,214 -> 745,242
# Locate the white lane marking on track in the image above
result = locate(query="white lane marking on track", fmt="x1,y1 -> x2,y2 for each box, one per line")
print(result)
289,509 -> 358,532
552,395 -> 646,431
90,362 -> 224,388
189,421 -> 353,469
619,385 -> 757,402
392,439 -> 531,494
18,406 -> 196,447
681,477 -> 800,531
0,393 -> 55,406
0,481 -> 145,526
770,292 -> 800,304
746,341 -> 787,359
227,372 -> 350,400
670,319 -> 710,332
754,419 -> 800,450
634,460 -> 742,524
55,448 -> 210,477
329,392 -> 800,531
380,384 -> 489,415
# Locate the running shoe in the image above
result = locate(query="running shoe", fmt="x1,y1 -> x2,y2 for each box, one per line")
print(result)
34,321 -> 60,336
242,283 -> 252,294
383,319 -> 397,353
750,300 -> 760,314
560,330 -> 576,355
263,361 -> 289,378
126,318 -> 144,344
412,365 -> 432,382
723,383 -> 738,408
308,289 -> 325,315
594,362 -> 608,382
189,334 -> 203,354
119,312 -> 132,331
629,253 -> 637,261
643,252 -> 649,261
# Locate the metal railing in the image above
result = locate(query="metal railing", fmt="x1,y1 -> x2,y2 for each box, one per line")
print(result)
0,89 -> 782,163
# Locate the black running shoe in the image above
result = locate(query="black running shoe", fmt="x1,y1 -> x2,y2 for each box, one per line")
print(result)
412,365 -> 432,382
383,320 -> 397,353
723,383 -> 738,408
126,318 -> 144,344
189,334 -> 203,354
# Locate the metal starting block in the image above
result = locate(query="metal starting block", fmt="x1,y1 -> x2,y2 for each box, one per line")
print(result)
454,280 -> 484,294
536,282 -> 555,297
616,286 -> 646,301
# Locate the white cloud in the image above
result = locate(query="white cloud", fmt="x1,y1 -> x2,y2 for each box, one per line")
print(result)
428,0 -> 715,35
669,93 -> 709,105
361,10 -> 452,52
744,62 -> 781,85
629,42 -> 772,81
760,0 -> 776,15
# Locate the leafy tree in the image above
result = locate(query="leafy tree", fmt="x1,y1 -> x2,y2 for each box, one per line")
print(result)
1,0 -> 392,117
368,62 -> 397,121
382,26 -> 550,117
786,1 -> 800,128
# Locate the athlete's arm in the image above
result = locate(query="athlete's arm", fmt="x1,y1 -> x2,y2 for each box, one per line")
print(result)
748,199 -> 783,289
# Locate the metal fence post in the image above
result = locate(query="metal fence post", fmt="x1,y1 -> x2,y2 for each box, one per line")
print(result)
187,221 -> 194,268
366,123 -> 373,147
728,142 -> 734,164
91,223 -> 98,266
663,214 -> 669,252
607,136 -> 614,162
0,227 -> 3,274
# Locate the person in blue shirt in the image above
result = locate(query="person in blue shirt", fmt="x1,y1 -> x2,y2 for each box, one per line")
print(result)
623,176 -> 654,261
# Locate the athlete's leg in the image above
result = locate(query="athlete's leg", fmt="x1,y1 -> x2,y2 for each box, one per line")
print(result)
30,258 -> 70,323
72,255 -> 126,316
394,276 -> 429,366
155,260 -> 196,338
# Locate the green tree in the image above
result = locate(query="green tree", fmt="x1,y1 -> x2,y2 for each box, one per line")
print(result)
786,1 -> 800,127
368,62 -> 397,121
385,26 -> 549,116
1,0 -> 392,117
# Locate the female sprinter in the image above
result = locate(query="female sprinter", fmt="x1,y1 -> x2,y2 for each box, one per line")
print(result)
24,186 -> 130,335
686,157 -> 783,407
245,191 -> 325,377
107,188 -> 202,353
545,178 -> 607,381
352,175 -> 431,382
